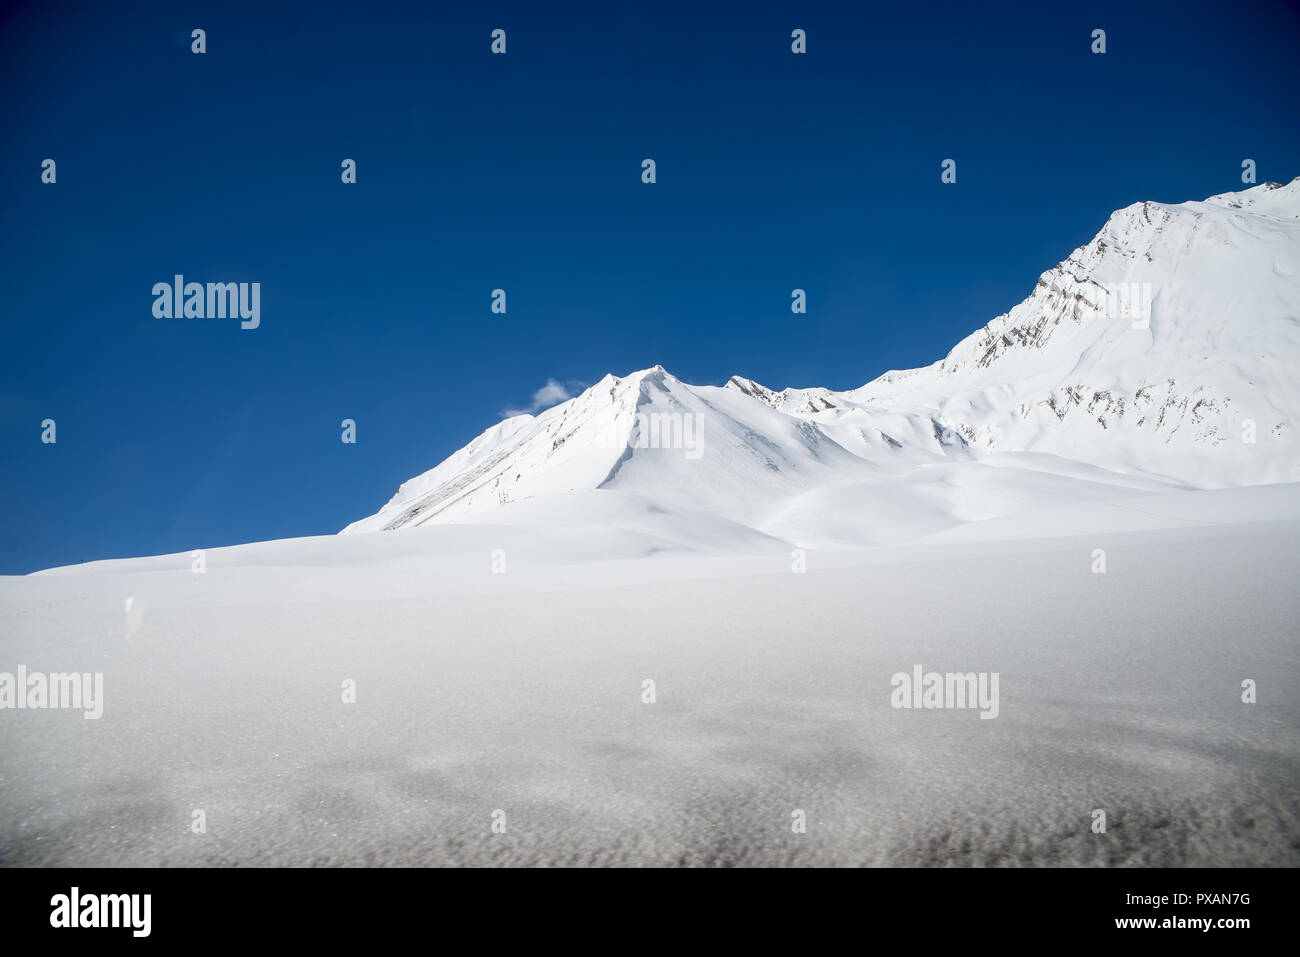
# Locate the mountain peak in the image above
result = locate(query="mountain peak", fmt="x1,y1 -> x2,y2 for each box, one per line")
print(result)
344,183 -> 1300,540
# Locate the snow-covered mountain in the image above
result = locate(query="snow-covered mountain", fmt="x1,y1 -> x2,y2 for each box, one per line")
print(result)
344,180 -> 1300,545
11,189 -> 1300,871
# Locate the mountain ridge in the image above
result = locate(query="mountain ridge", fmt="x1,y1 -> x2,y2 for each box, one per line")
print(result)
343,180 -> 1300,543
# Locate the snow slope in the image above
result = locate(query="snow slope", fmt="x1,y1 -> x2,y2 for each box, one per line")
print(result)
3,488 -> 1298,866
346,180 -> 1300,545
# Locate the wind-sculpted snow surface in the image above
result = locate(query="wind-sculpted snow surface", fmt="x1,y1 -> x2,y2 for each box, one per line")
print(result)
346,181 -> 1300,543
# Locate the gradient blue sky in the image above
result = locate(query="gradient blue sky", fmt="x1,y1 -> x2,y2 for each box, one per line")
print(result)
1,0 -> 1298,573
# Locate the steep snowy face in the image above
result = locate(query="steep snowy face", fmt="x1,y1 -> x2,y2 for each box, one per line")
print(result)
840,179 -> 1300,484
346,181 -> 1300,536
343,371 -> 642,532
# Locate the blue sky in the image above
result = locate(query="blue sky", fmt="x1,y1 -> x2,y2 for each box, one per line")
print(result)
1,0 -> 1298,573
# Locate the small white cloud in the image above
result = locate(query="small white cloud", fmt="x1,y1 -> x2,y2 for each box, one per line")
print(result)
502,378 -> 580,417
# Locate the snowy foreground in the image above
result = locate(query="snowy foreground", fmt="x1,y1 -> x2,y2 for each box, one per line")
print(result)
2,483 -> 1298,867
